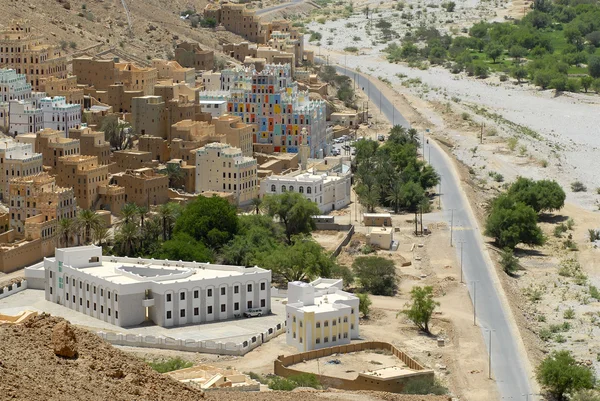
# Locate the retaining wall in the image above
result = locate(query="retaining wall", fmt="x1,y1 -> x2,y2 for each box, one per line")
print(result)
0,279 -> 27,300
274,341 -> 435,393
98,320 -> 286,356
331,225 -> 355,258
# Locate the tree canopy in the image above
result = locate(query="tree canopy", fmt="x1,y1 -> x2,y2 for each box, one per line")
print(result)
263,192 -> 320,244
507,177 -> 566,213
402,286 -> 440,334
174,195 -> 239,249
352,256 -> 398,296
537,350 -> 595,400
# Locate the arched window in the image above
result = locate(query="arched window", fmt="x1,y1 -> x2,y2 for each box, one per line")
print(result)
307,187 -> 312,194
271,184 -> 276,192
299,186 -> 304,193
289,186 -> 294,192
281,185 -> 286,192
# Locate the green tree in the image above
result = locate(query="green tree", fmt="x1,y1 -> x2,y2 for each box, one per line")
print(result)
77,209 -> 102,245
589,55 -> 600,78
220,215 -> 281,266
356,183 -> 380,213
137,206 -> 149,228
484,193 -> 545,249
263,192 -> 320,244
158,202 -> 180,241
537,350 -> 595,400
250,197 -> 263,214
357,293 -> 372,318
174,195 -> 238,249
485,42 -> 504,63
400,181 -> 427,211
120,203 -> 139,225
164,163 -> 184,189
581,75 -> 594,92
534,70 -> 553,89
262,236 -> 334,282
114,221 -> 139,256
101,115 -> 131,150
58,218 -> 76,248
401,286 -> 440,334
156,232 -> 214,262
509,45 -> 527,63
386,181 -> 404,213
512,66 -> 528,83
352,256 -> 397,296
593,78 -> 600,93
500,247 -> 521,274
507,177 -> 566,213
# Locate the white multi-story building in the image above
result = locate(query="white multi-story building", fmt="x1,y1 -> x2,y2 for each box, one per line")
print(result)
196,142 -> 258,205
286,278 -> 360,352
0,138 -> 43,200
260,165 -> 351,213
8,99 -> 43,136
199,99 -> 227,118
0,69 -> 33,103
39,96 -> 81,136
28,246 -> 272,328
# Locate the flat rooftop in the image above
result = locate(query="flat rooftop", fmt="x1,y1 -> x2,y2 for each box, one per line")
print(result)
291,292 -> 352,313
362,366 -> 416,379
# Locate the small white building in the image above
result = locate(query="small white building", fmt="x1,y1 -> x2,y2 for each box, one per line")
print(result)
286,278 -> 360,352
199,99 -> 228,118
39,96 -> 81,137
25,246 -> 272,328
8,99 -> 43,136
0,69 -> 33,103
260,167 -> 351,213
0,138 -> 43,199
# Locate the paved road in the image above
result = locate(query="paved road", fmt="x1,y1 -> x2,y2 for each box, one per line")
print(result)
255,0 -> 305,15
331,63 -> 535,400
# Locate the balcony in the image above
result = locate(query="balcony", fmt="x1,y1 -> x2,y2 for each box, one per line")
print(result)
142,298 -> 155,307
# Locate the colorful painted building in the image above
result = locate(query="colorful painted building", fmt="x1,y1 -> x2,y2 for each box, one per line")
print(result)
199,64 -> 327,157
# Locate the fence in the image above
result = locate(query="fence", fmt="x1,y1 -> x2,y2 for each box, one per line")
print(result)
330,225 -> 355,258
97,320 -> 286,356
0,279 -> 27,300
274,341 -> 435,394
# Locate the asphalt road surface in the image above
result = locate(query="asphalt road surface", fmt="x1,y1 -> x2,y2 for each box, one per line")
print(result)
255,0 -> 305,15
332,63 -> 535,400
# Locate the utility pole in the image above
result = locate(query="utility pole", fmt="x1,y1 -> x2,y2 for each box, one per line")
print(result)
414,211 -> 418,236
419,204 -> 423,235
450,209 -> 454,247
438,176 -> 442,209
487,329 -> 494,379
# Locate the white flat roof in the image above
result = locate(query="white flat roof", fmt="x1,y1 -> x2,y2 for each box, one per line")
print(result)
293,293 -> 354,313
200,100 -> 227,104
363,213 -> 391,218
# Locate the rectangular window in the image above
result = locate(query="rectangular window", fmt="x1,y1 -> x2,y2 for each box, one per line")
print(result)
234,302 -> 239,311
66,277 -> 69,285
324,337 -> 329,343
207,306 -> 213,314
324,321 -> 329,327
100,289 -> 103,297
194,290 -> 199,299
93,286 -> 96,294
87,284 -> 89,291
247,300 -> 252,309
261,299 -> 266,307
221,287 -> 226,296
50,271 -> 52,278
316,322 -> 321,328
351,324 -> 354,330
180,309 -> 186,318
293,316 -> 296,323
108,291 -> 111,300
166,293 -> 172,302
66,293 -> 69,301
94,303 -> 96,311
261,282 -> 266,291
100,305 -> 104,313
87,300 -> 89,308
351,308 -> 354,314
115,294 -> 118,302
180,292 -> 185,301
316,338 -> 321,344
167,311 -> 172,319
247,284 -> 252,292
116,311 -> 119,319
50,287 -> 53,294
79,281 -> 82,289
333,320 -> 336,326
108,308 -> 111,317
221,304 -> 226,312
194,307 -> 199,316
79,298 -> 82,306
344,332 -> 348,339
234,286 -> 239,294
207,289 -> 213,297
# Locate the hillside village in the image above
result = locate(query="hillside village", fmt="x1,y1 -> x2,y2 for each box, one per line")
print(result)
1,0 -> 600,400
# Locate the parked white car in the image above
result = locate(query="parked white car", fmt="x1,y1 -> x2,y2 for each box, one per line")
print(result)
243,308 -> 263,317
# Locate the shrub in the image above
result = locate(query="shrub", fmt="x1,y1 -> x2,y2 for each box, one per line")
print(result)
539,327 -> 552,341
554,223 -> 568,237
357,293 -> 372,317
588,229 -> 600,242
148,357 -> 193,373
571,181 -> 587,192
403,378 -> 448,394
344,46 -> 359,53
401,286 -> 439,334
268,373 -> 320,391
563,307 -> 575,319
500,248 -> 520,274
566,218 -> 575,230
69,41 -> 77,49
507,137 -> 518,151
589,285 -> 600,300
537,350 -> 594,399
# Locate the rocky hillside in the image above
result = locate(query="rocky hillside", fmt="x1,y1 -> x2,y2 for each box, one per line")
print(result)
1,0 -> 242,64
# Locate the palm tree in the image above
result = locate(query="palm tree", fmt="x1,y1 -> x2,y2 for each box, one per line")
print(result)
357,184 -> 380,213
58,218 -> 76,248
120,203 -> 139,226
158,203 -> 180,241
77,209 -> 102,245
115,221 -> 138,256
250,197 -> 263,214
164,163 -> 184,189
137,206 -> 149,228
386,182 -> 404,213
93,225 -> 111,247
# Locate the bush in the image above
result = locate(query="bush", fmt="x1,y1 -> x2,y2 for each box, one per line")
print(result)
563,307 -> 575,319
554,223 -> 568,237
401,286 -> 439,333
344,46 -> 359,53
588,229 -> 600,242
442,1 -> 456,12
403,378 -> 448,395
148,357 -> 193,373
539,327 -> 552,341
353,256 -> 397,296
589,285 -> 600,300
357,293 -> 372,317
500,248 -> 520,274
571,181 -> 587,192
572,390 -> 600,401
268,373 -> 320,391
537,351 -> 595,399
